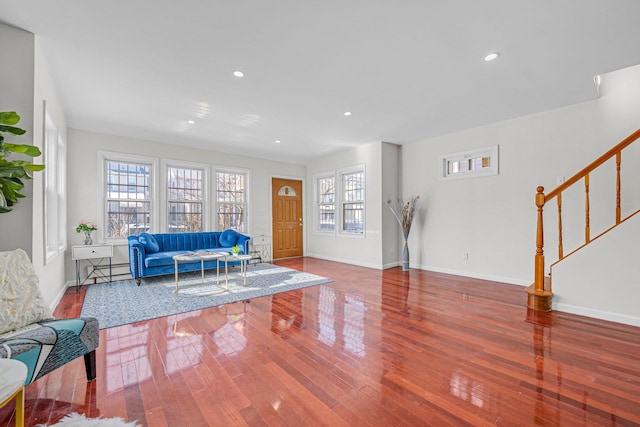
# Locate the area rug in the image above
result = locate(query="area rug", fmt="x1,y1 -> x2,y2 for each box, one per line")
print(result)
81,263 -> 331,329
38,412 -> 140,426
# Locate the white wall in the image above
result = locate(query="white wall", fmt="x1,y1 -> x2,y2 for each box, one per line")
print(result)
400,64 -> 640,287
547,64 -> 640,326
551,213 -> 640,326
306,142 -> 384,269
32,37 -> 69,306
66,129 -> 306,282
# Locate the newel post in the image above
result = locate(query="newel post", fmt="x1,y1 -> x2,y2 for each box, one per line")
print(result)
534,186 -> 546,292
528,186 -> 552,311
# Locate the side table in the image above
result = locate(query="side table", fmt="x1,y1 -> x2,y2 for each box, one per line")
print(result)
250,235 -> 272,263
0,359 -> 28,427
72,244 -> 114,291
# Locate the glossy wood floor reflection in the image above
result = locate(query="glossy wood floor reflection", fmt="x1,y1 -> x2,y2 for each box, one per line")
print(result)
2,258 -> 640,426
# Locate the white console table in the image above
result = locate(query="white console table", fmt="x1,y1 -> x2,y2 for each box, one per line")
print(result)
72,244 -> 113,291
250,235 -> 272,263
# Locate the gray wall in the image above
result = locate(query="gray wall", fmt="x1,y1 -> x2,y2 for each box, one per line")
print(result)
381,142 -> 400,267
0,25 -> 35,255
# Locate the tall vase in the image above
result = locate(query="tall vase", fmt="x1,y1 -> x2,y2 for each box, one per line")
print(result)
402,239 -> 410,271
83,230 -> 93,245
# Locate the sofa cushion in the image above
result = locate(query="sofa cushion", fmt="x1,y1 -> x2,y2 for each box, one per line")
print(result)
145,251 -> 191,268
0,249 -> 54,335
219,229 -> 237,247
139,232 -> 160,253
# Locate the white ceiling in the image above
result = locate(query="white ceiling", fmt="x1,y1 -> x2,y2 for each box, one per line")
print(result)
1,1 -> 640,164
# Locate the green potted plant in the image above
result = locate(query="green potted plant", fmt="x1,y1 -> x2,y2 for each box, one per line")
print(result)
0,111 -> 45,213
231,244 -> 241,256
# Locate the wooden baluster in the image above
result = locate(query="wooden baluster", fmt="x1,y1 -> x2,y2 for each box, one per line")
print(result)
534,186 -> 546,293
585,174 -> 590,243
557,192 -> 563,259
616,151 -> 621,224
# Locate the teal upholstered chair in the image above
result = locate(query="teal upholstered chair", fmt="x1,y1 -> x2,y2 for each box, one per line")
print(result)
0,249 -> 99,385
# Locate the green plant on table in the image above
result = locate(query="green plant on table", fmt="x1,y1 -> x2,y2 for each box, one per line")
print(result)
0,111 -> 45,213
231,244 -> 241,255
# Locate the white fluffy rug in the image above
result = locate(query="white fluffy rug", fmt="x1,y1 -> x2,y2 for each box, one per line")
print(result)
39,412 -> 140,427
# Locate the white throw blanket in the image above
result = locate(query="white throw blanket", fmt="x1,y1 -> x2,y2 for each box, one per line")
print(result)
38,412 -> 140,427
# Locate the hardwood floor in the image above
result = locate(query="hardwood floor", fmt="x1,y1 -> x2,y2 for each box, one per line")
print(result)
2,258 -> 639,426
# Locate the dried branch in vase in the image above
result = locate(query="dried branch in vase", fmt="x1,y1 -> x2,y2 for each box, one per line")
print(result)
386,196 -> 420,239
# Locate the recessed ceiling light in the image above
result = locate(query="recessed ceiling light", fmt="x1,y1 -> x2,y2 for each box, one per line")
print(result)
187,120 -> 195,124
275,140 -> 281,144
483,52 -> 500,62
344,111 -> 352,116
233,70 -> 245,78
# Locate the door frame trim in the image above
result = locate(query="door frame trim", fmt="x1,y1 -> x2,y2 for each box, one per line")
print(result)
270,174 -> 306,257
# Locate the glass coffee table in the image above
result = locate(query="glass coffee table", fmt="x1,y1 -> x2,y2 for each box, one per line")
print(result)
172,251 -> 227,296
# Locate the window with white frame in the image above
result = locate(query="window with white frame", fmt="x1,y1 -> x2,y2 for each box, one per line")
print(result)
315,174 -> 336,232
440,145 -> 499,180
43,105 -> 66,263
340,167 -> 365,235
166,165 -> 205,232
215,169 -> 248,232
101,154 -> 155,239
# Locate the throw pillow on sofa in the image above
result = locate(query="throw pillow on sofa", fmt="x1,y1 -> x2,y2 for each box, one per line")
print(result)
0,248 -> 54,335
139,233 -> 160,253
219,229 -> 237,247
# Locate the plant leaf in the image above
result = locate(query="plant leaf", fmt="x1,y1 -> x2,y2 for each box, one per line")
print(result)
25,164 -> 45,172
2,143 -> 40,157
0,112 -> 20,126
0,112 -> 40,214
0,125 -> 27,136
0,191 -> 11,213
0,177 -> 25,204
0,165 -> 30,179
5,160 -> 45,171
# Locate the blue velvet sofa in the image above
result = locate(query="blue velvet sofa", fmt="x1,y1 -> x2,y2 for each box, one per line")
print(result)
127,230 -> 250,285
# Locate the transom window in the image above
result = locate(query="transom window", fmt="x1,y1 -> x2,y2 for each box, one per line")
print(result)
440,145 -> 499,180
216,170 -> 248,232
167,166 -> 204,232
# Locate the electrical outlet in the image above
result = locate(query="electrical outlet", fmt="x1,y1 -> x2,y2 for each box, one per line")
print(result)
463,252 -> 469,261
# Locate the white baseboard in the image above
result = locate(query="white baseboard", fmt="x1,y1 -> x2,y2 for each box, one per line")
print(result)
303,255 -> 529,285
305,253 -> 383,270
413,263 -> 530,287
553,302 -> 640,327
49,283 -> 69,312
382,261 -> 401,269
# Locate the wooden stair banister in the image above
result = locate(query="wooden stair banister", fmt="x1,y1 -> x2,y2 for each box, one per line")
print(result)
527,129 -> 640,311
